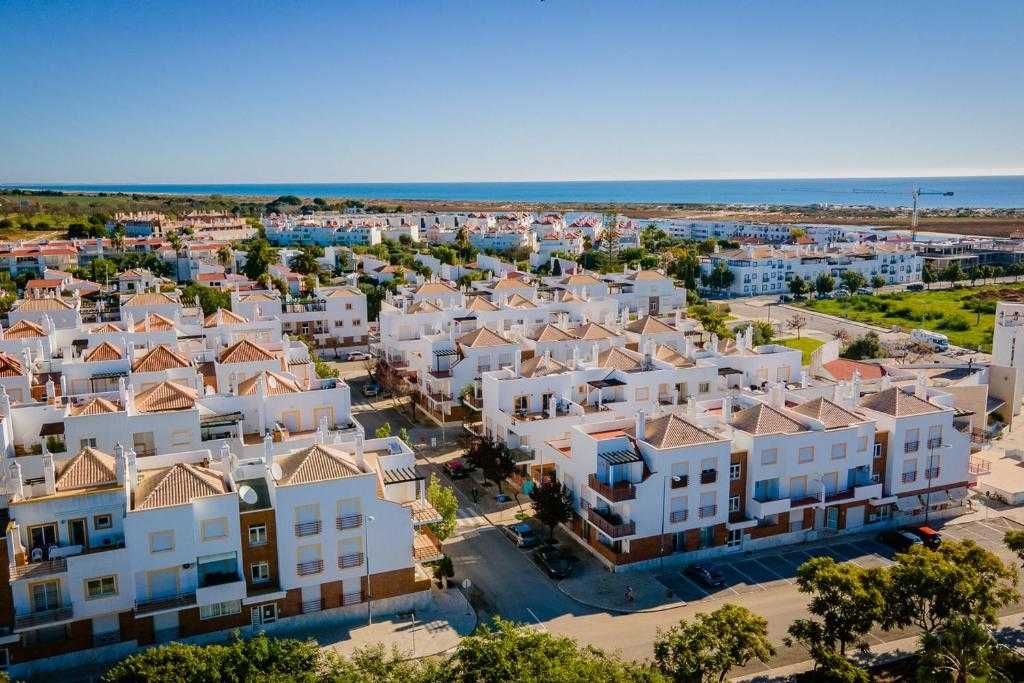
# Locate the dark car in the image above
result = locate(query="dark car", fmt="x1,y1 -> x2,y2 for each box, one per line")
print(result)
878,529 -> 924,552
685,563 -> 726,588
907,283 -> 925,291
778,294 -> 793,303
534,546 -> 576,579
503,522 -> 540,548
907,525 -> 942,549
442,458 -> 473,480
361,382 -> 381,397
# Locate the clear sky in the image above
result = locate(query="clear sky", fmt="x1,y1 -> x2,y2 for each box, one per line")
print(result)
1,1 -> 1022,183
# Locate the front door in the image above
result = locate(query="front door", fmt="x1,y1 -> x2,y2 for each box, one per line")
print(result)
648,296 -> 659,315
68,519 -> 88,549
826,507 -> 839,530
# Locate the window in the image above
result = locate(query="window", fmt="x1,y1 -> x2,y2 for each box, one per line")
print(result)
352,319 -> 362,327
905,428 -> 920,452
928,425 -> 943,448
171,430 -> 191,447
149,530 -> 174,553
199,600 -> 241,620
761,448 -> 778,466
729,463 -> 741,480
345,303 -> 353,310
93,514 -> 112,530
79,437 -> 97,449
251,603 -> 277,626
85,576 -> 117,600
698,382 -> 710,394
798,446 -> 814,463
727,529 -> 742,547
831,443 -> 847,460
249,524 -> 268,547
635,387 -> 650,401
334,320 -> 344,328
251,561 -> 270,584
202,518 -> 228,541
858,435 -> 869,452
728,495 -> 741,513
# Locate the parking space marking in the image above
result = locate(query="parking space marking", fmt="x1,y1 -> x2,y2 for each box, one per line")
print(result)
725,562 -> 769,592
750,557 -> 795,584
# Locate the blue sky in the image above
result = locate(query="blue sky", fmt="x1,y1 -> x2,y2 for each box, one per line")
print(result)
1,1 -> 1022,183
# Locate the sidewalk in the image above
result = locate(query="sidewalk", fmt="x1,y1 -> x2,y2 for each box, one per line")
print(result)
283,588 -> 477,659
557,561 -> 685,613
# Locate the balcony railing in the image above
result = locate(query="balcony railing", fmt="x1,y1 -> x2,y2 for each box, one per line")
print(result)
295,520 -> 322,537
968,457 -> 992,475
670,510 -> 688,523
904,441 -> 919,453
700,469 -> 717,484
338,552 -> 364,569
925,467 -> 941,480
301,599 -> 323,614
296,559 -> 324,576
135,592 -> 196,615
336,514 -> 363,530
586,508 -> 635,538
587,474 -> 636,502
15,606 -> 73,630
342,590 -> 364,606
671,475 -> 688,489
902,471 -> 917,483
927,438 -> 943,449
9,557 -> 67,581
699,504 -> 718,519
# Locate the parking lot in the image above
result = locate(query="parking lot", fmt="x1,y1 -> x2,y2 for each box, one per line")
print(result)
653,517 -> 1024,604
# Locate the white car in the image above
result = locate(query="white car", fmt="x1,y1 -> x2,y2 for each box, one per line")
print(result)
346,351 -> 372,361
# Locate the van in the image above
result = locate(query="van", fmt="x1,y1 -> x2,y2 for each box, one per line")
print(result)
911,328 -> 950,352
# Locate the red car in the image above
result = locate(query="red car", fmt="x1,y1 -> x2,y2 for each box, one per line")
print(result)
907,525 -> 942,549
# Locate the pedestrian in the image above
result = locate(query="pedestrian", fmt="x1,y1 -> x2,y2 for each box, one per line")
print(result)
624,585 -> 635,604
471,487 -> 479,504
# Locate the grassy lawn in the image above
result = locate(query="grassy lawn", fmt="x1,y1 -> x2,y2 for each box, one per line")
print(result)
799,284 -> 1020,352
778,336 -> 823,364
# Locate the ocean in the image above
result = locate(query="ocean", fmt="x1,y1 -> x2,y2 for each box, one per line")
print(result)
5,176 -> 1024,209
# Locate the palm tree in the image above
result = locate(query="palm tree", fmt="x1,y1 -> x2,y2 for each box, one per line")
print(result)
111,226 -> 126,253
217,245 -> 233,273
167,231 -> 184,282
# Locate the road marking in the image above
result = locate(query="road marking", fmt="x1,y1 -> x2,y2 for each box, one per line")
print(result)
526,607 -> 548,631
727,562 -> 769,592
751,557 -> 794,584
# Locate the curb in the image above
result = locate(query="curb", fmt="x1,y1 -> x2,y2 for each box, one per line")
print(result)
552,579 -> 688,614
776,304 -> 892,334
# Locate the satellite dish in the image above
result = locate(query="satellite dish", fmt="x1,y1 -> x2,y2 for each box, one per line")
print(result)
270,463 -> 283,481
238,485 -> 257,506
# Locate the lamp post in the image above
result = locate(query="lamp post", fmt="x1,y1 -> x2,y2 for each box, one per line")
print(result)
923,444 -> 951,524
365,515 -> 375,624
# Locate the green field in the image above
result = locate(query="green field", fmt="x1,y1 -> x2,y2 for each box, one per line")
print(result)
800,285 -> 1017,352
778,336 -> 824,364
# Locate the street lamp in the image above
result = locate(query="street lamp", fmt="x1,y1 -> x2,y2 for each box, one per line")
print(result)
365,515 -> 375,624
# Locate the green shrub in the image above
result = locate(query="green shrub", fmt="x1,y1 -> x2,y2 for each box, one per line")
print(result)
938,314 -> 970,331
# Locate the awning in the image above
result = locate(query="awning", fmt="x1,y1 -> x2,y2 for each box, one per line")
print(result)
588,378 -> 626,389
895,495 -> 921,512
433,349 -> 459,356
200,411 -> 243,427
39,422 -> 65,437
382,467 -> 424,485
986,397 -> 1006,413
598,449 -> 643,466
452,316 -> 476,322
717,367 -> 743,376
91,370 -> 128,380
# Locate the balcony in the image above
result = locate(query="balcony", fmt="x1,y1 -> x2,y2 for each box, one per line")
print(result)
295,520 -> 322,537
301,599 -> 323,614
15,605 -> 73,631
700,469 -> 717,485
413,529 -> 444,563
587,508 -> 636,538
669,510 -> 688,524
336,514 -> 363,531
9,557 -> 67,581
136,592 -> 196,616
968,457 -> 992,476
698,504 -> 718,519
853,482 -> 884,501
925,467 -> 942,480
338,552 -> 365,569
296,559 -> 324,576
927,438 -> 943,449
902,471 -> 918,483
904,441 -> 920,453
749,496 -> 790,518
587,474 -> 636,502
671,474 -> 688,489
342,590 -> 364,606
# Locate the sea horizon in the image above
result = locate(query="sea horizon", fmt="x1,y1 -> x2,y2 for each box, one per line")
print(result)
4,175 -> 1024,209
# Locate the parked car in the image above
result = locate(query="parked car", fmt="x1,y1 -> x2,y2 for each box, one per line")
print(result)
834,287 -> 851,298
857,287 -> 874,295
503,522 -> 539,549
346,351 -> 372,361
878,529 -> 923,552
684,563 -> 726,588
442,458 -> 474,480
778,294 -> 793,303
534,546 -> 576,579
907,525 -> 942,549
361,382 -> 381,397
907,283 -> 925,291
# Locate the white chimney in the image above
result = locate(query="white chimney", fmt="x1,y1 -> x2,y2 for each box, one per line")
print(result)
687,396 -> 697,417
851,370 -> 862,403
45,379 -> 55,404
263,433 -> 274,467
126,449 -> 138,486
721,396 -> 732,423
115,444 -> 126,485
800,370 -> 808,388
354,431 -> 366,469
7,461 -> 24,500
635,410 -> 647,440
41,452 -> 55,495
914,373 -> 927,399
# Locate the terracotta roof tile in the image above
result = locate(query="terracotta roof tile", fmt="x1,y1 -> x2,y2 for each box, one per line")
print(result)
3,320 -> 45,339
132,345 -> 190,373
134,463 -> 227,510
237,370 -> 302,396
572,322 -> 621,341
276,444 -> 362,486
70,397 -> 122,416
218,338 -> 276,364
731,403 -> 807,435
531,324 -> 576,342
14,297 -> 74,312
627,270 -> 671,282
790,397 -> 862,428
55,448 -> 118,492
134,380 -> 198,412
408,300 -> 441,314
203,308 -> 248,327
597,346 -> 644,371
90,322 -> 124,333
519,355 -> 568,378
859,387 -> 942,417
133,313 -> 177,332
466,296 -> 498,312
822,358 -> 886,381
625,315 -> 676,335
505,293 -> 537,309
0,352 -> 24,377
83,341 -> 124,362
123,292 -> 179,306
641,414 -> 721,448
654,344 -> 693,367
457,327 -> 512,348
415,281 -> 459,296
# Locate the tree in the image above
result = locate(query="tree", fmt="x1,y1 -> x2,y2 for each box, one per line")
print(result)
667,250 -> 701,290
916,618 -> 1008,683
529,478 -> 574,540
217,245 -> 234,272
181,283 -> 231,316
788,556 -> 884,656
942,262 -> 964,286
242,238 -> 277,280
870,274 -> 886,289
789,275 -> 809,299
426,473 -> 458,541
289,245 -> 323,275
466,439 -> 516,494
653,604 -> 774,683
701,262 -> 735,294
841,332 -> 883,360
922,263 -> 936,288
840,270 -> 866,292
735,320 -> 774,346
374,423 -> 392,438
1004,529 -> 1024,568
785,313 -> 807,339
814,272 -> 835,296
882,540 -> 1019,636
967,266 -> 982,286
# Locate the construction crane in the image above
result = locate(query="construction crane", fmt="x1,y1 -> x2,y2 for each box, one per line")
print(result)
910,186 -> 955,242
